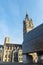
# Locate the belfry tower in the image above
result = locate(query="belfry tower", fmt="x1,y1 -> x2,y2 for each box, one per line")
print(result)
23,11 -> 34,39
4,37 -> 10,44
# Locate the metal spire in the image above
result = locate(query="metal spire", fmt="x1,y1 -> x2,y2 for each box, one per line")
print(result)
25,10 -> 29,20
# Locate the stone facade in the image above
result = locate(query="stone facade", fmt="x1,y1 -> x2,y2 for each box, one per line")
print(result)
2,37 -> 23,63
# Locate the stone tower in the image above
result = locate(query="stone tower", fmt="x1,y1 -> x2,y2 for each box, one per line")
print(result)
3,37 -> 10,62
23,12 -> 34,39
4,37 -> 10,44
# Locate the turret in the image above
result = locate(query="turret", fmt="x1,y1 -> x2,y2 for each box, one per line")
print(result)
4,37 -> 10,45
23,11 -> 34,39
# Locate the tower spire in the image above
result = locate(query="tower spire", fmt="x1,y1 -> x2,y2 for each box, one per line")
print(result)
26,10 -> 28,17
23,11 -> 34,39
26,10 -> 28,15
25,10 -> 29,20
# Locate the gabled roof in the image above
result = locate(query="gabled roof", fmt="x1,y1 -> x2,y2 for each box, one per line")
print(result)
23,24 -> 43,53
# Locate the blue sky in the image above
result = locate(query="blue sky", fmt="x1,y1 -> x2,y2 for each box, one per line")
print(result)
0,0 -> 43,45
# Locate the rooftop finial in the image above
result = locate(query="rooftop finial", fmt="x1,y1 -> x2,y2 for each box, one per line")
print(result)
25,10 -> 29,20
26,10 -> 28,15
26,10 -> 28,16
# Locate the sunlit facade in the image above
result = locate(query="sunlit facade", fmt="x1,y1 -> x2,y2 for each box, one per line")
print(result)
2,37 -> 23,63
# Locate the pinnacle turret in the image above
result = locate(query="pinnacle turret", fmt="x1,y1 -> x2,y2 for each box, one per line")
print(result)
25,11 -> 29,20
23,11 -> 34,39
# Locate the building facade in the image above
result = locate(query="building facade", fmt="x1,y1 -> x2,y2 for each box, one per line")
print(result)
3,37 -> 23,63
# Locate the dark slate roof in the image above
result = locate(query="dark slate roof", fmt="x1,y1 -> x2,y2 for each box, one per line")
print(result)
23,24 -> 43,53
